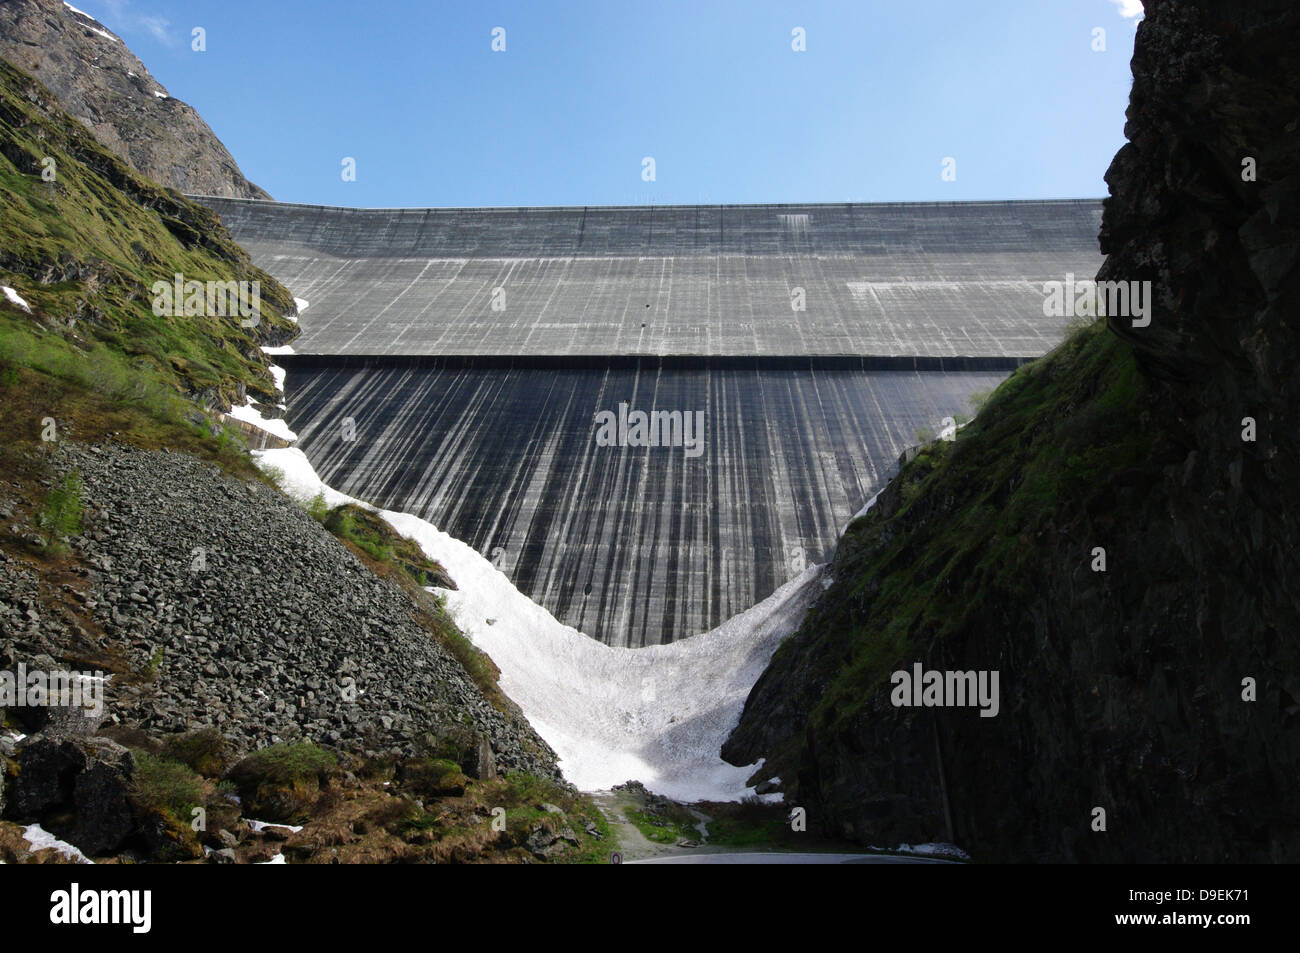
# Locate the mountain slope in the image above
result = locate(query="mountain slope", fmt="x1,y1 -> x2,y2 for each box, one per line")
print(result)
0,53 -> 605,864
724,0 -> 1300,863
0,56 -> 295,413
0,0 -> 269,199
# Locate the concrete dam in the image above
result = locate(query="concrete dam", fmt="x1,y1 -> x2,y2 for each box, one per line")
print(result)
198,197 -> 1103,646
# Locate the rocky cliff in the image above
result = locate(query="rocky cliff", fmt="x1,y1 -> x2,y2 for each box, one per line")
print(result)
0,0 -> 269,199
724,0 -> 1300,863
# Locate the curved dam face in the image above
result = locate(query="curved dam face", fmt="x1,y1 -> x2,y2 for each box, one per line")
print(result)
197,197 -> 1103,646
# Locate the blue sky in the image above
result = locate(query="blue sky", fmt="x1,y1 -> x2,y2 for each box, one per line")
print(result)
74,0 -> 1143,208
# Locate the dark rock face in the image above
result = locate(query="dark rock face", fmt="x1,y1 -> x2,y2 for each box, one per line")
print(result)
0,0 -> 269,199
724,0 -> 1300,862
10,735 -> 136,855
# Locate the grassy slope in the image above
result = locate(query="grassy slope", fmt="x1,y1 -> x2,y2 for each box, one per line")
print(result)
736,320 -> 1151,781
0,57 -> 297,412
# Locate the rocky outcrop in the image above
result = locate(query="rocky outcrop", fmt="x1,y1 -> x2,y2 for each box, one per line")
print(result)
725,0 -> 1300,862
11,734 -> 136,854
0,0 -> 269,198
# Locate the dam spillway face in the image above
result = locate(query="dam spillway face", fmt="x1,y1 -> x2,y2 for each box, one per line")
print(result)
198,197 -> 1103,646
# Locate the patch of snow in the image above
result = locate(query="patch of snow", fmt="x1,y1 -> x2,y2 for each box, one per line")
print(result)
881,842 -> 971,860
267,364 -> 287,393
256,853 -> 287,864
226,398 -> 297,443
64,3 -> 121,43
5,730 -> 26,743
2,286 -> 32,313
251,447 -> 825,802
245,819 -> 303,834
23,824 -> 93,863
290,297 -> 309,322
261,344 -> 296,357
153,91 -> 169,99
840,487 -> 883,536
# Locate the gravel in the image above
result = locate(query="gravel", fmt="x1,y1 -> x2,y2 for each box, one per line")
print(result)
1,442 -> 560,779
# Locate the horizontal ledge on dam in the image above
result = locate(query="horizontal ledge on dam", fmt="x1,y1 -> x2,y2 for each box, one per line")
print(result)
273,353 -> 1034,373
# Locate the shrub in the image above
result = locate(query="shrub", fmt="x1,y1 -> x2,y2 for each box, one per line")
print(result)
37,468 -> 83,549
228,741 -> 336,787
226,741 -> 338,823
140,646 -> 164,682
305,491 -> 329,523
131,751 -> 206,822
162,727 -> 228,778
398,757 -> 468,798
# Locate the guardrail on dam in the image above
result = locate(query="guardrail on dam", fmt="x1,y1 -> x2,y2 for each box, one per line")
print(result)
197,196 -> 1104,646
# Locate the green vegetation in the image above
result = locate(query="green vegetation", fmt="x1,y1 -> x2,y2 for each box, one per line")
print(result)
304,490 -> 330,523
162,727 -> 229,778
772,321 -> 1150,769
0,60 -> 295,486
307,501 -> 451,591
398,757 -> 467,798
229,741 -> 336,788
226,741 -> 338,823
127,747 -> 239,861
425,594 -> 503,708
497,771 -> 614,864
627,805 -> 699,845
0,318 -> 189,423
130,751 -> 206,822
36,468 -> 83,551
0,59 -> 296,411
0,55 -> 295,494
389,768 -> 615,864
700,797 -> 803,848
139,645 -> 165,682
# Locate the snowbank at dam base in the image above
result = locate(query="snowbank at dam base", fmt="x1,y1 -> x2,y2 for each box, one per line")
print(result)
252,447 -> 825,802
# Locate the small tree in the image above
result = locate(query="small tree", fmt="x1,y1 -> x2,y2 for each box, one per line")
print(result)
38,469 -> 83,551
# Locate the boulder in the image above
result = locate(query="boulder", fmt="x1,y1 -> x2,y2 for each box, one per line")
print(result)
11,735 -> 136,856
468,736 -> 496,781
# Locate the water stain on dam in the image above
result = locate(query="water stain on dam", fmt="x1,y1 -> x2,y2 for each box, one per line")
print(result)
196,197 -> 1103,646
282,356 -> 1010,646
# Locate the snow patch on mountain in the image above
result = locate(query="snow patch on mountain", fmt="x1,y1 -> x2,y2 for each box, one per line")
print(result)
2,286 -> 32,313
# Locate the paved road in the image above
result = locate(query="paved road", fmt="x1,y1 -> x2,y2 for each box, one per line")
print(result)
628,851 -> 957,864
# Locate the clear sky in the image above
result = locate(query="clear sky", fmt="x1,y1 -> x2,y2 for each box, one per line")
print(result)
74,0 -> 1143,208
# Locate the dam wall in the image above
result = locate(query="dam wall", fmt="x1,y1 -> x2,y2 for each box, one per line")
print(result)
281,359 -> 1006,646
198,196 -> 1103,645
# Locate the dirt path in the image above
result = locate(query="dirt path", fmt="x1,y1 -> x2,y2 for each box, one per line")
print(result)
589,790 -> 701,862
